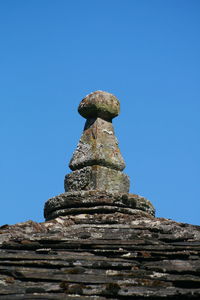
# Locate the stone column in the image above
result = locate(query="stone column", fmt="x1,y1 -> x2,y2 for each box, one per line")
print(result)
64,91 -> 130,194
44,91 -> 155,221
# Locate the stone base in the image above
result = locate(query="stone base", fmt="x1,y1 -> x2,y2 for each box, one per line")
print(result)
44,190 -> 155,221
64,165 -> 130,194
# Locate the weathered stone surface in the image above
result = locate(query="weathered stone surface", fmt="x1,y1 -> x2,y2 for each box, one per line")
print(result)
45,91 -> 156,220
65,166 -> 130,193
0,215 -> 200,299
44,191 -> 155,221
78,90 -> 120,121
2,91 -> 199,299
69,117 -> 125,172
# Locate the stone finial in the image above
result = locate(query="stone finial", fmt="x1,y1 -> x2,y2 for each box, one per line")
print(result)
44,91 -> 155,221
65,91 -> 130,193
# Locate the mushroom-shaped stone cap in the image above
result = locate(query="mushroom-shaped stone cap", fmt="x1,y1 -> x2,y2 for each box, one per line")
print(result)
78,91 -> 120,121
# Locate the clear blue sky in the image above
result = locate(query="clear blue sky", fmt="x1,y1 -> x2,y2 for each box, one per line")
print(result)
0,1 -> 199,226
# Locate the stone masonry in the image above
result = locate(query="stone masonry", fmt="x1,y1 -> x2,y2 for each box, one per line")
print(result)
0,91 -> 199,299
44,91 -> 155,220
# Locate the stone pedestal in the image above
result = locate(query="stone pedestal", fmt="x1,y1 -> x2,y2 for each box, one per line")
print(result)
44,191 -> 155,221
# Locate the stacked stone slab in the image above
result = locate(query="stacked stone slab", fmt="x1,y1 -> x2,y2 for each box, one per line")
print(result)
1,91 -> 200,299
1,215 -> 200,299
44,91 -> 155,220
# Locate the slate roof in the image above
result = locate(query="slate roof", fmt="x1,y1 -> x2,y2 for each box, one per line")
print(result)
0,210 -> 200,299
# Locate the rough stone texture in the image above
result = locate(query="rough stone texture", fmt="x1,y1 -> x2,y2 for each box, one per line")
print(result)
44,191 -> 155,221
2,91 -> 199,299
0,214 -> 199,299
44,90 -> 155,222
4,90 -> 197,299
65,166 -> 130,193
69,117 -> 126,172
78,90 -> 120,121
